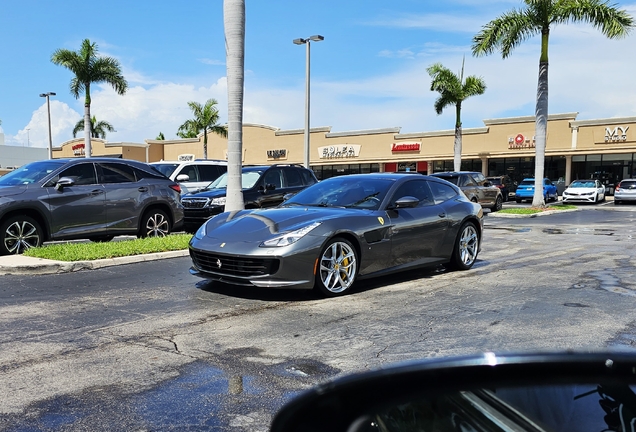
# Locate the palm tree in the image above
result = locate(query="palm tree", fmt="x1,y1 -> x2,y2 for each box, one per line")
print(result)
472,0 -> 633,207
427,58 -> 486,172
156,132 -> 165,140
177,99 -> 227,159
223,0 -> 246,212
51,39 -> 127,158
72,116 -> 115,139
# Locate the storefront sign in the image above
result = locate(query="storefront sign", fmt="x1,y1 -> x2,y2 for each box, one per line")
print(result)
266,149 -> 287,159
391,142 -> 421,152
178,154 -> 195,161
398,162 -> 417,172
605,126 -> 629,142
318,145 -> 361,159
72,143 -> 85,156
508,134 -> 535,149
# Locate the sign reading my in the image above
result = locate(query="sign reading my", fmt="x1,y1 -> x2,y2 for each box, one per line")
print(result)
605,126 -> 629,142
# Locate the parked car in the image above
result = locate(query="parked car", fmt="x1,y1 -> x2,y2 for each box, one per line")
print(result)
614,178 -> 636,205
562,179 -> 606,203
486,175 -> 517,201
431,171 -> 503,211
188,173 -> 483,297
181,164 -> 318,233
0,158 -> 184,255
150,159 -> 227,195
515,178 -> 558,203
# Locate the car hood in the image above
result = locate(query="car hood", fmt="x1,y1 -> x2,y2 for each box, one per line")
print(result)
565,187 -> 597,193
201,206 -> 360,242
0,185 -> 28,197
183,188 -> 227,199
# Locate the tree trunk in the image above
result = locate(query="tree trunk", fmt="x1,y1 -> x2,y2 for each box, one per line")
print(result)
532,60 -> 548,208
203,128 -> 208,160
223,0 -> 245,212
84,85 -> 92,158
454,102 -> 462,172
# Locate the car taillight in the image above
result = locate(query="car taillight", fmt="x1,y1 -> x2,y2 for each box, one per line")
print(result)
170,184 -> 182,194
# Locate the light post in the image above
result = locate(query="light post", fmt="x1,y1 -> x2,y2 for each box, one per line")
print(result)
39,92 -> 56,159
293,35 -> 323,169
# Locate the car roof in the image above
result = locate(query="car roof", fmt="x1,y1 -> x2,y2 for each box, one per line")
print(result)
431,171 -> 480,176
150,160 -> 227,165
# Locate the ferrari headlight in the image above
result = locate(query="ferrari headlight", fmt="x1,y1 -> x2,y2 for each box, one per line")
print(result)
210,197 -> 226,206
261,222 -> 321,247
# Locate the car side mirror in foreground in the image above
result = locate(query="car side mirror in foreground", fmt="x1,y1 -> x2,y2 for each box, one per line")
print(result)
54,177 -> 75,191
393,196 -> 419,209
271,352 -> 636,432
176,174 -> 190,182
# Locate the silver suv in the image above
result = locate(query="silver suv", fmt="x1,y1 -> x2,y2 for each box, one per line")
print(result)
150,159 -> 227,195
0,158 -> 184,255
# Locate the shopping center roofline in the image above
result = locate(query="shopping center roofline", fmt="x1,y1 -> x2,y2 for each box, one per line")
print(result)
483,112 -> 578,125
326,127 -> 401,138
396,127 -> 489,140
571,116 -> 636,127
275,126 -> 332,136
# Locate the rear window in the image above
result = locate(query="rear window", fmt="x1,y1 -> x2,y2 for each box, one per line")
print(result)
434,175 -> 458,185
152,163 -> 179,177
619,180 -> 636,189
519,180 -> 534,186
488,178 -> 502,185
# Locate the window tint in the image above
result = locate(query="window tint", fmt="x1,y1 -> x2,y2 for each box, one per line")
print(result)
99,163 -> 136,184
471,172 -> 487,185
300,169 -> 317,186
285,168 -> 303,187
429,181 -> 458,204
391,180 -> 434,207
198,165 -> 226,182
178,165 -> 199,182
264,169 -> 283,189
57,163 -> 97,186
460,175 -> 477,187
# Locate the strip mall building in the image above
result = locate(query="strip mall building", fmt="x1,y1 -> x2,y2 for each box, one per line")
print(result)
53,112 -> 636,191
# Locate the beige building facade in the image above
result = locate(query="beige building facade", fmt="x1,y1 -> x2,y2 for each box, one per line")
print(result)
53,112 -> 636,191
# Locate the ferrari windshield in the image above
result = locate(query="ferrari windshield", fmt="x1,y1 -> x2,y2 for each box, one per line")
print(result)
283,176 -> 394,210
0,160 -> 65,186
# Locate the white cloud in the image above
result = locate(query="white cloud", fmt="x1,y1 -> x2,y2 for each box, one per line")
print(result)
6,101 -> 80,148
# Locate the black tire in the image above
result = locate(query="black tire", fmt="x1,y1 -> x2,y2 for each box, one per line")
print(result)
138,209 -> 171,238
614,199 -> 621,205
89,235 -> 115,243
515,198 -> 522,203
315,237 -> 358,297
491,196 -> 503,212
0,215 -> 43,255
447,222 -> 479,271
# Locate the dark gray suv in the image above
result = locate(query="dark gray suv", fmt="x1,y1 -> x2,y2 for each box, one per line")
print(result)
431,171 -> 503,211
0,158 -> 184,255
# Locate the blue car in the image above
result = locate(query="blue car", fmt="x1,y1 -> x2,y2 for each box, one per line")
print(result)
515,178 -> 558,203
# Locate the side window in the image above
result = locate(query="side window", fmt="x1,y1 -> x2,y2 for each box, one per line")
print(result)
178,165 -> 199,182
198,165 -> 225,182
300,169 -> 317,186
99,163 -> 136,184
391,180 -> 434,207
284,167 -> 303,187
57,163 -> 97,186
263,169 -> 283,189
470,173 -> 487,186
429,181 -> 459,204
460,175 -> 476,187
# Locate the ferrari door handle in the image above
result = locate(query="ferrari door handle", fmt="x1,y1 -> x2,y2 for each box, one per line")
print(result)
90,189 -> 104,195
138,187 -> 148,192
438,213 -> 446,218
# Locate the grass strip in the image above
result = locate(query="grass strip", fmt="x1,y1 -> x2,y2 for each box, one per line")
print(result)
498,205 -> 578,215
23,233 -> 192,261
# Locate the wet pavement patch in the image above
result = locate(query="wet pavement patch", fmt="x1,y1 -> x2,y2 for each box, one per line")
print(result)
543,228 -> 615,235
563,303 -> 590,308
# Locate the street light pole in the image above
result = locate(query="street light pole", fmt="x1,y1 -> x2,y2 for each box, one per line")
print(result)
39,92 -> 56,159
293,35 -> 323,169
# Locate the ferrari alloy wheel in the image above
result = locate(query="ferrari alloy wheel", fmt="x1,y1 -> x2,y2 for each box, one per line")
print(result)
448,222 -> 479,270
0,215 -> 43,255
316,237 -> 357,296
139,209 -> 171,238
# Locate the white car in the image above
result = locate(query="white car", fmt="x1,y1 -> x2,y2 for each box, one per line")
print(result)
150,159 -> 227,195
562,179 -> 606,203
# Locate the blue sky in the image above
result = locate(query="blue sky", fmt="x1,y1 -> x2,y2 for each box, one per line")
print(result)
1,0 -> 636,148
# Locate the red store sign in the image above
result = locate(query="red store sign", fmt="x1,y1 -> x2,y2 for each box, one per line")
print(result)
392,142 -> 421,152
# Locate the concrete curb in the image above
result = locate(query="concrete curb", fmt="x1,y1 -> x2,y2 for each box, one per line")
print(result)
0,249 -> 190,276
487,207 -> 580,218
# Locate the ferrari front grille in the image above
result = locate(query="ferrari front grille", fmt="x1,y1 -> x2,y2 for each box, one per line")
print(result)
190,249 -> 280,277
